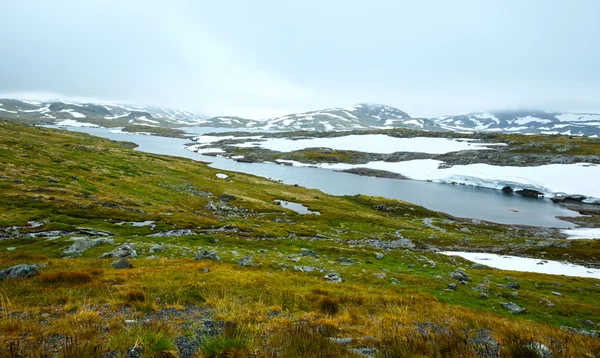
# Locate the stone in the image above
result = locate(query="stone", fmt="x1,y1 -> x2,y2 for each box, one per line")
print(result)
390,278 -> 400,285
515,189 -> 543,198
76,228 -> 114,237
149,243 -> 166,254
506,281 -> 520,289
329,337 -> 352,345
528,342 -> 552,358
0,264 -> 40,280
63,237 -> 114,257
195,249 -> 221,261
551,291 -> 563,297
238,256 -> 253,266
258,249 -> 268,253
459,227 -> 471,233
448,283 -> 457,291
375,252 -> 384,260
373,272 -> 387,279
450,270 -> 471,282
100,243 -> 138,259
202,268 -> 210,273
500,302 -> 527,314
479,293 -> 489,299
471,263 -> 487,270
111,258 -> 133,269
324,272 -> 344,283
336,257 -> 356,266
501,186 -> 514,193
148,229 -> 193,237
581,319 -> 596,328
300,248 -> 318,258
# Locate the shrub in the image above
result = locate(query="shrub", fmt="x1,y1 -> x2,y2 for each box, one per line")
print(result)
317,296 -> 339,315
121,289 -> 146,303
201,322 -> 256,357
40,271 -> 93,284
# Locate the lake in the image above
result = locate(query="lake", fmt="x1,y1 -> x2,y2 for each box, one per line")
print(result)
50,125 -> 579,228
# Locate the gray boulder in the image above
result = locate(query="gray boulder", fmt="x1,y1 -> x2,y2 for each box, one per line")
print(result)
62,237 -> 114,257
76,228 -> 114,237
506,281 -> 521,289
471,263 -> 488,270
195,249 -> 221,261
450,270 -> 471,282
500,302 -> 527,314
324,272 -> 344,283
0,264 -> 40,280
149,243 -> 166,254
375,252 -> 384,260
448,283 -> 457,291
336,257 -> 356,266
528,342 -> 552,358
300,248 -> 319,258
111,258 -> 133,269
100,243 -> 138,258
148,229 -> 193,237
238,256 -> 253,266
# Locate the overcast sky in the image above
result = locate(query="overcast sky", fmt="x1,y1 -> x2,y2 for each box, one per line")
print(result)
1,0 -> 599,118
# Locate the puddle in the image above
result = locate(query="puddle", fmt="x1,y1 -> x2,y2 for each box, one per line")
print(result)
116,221 -> 156,229
275,200 -> 320,215
441,251 -> 600,279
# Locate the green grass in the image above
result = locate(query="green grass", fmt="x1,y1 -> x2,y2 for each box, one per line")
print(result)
1,121 -> 600,356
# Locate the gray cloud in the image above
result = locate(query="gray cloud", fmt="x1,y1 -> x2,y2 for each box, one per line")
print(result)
1,0 -> 599,118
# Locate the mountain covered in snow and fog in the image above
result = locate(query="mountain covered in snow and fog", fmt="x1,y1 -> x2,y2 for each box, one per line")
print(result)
0,99 -> 209,127
434,110 -> 600,137
209,103 -> 438,131
1,98 -> 599,136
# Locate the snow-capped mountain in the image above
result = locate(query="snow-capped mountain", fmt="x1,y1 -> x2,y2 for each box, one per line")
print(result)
0,99 -> 208,127
2,99 -> 599,136
433,110 -> 600,137
207,103 -> 438,131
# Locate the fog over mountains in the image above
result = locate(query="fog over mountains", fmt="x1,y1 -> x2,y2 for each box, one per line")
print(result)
1,99 -> 599,137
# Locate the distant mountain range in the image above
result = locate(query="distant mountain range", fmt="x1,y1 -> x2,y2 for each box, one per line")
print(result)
1,99 -> 599,137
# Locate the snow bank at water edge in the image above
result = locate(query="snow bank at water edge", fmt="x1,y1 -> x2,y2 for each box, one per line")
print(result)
561,228 -> 600,240
56,119 -> 100,127
238,134 -> 506,155
287,159 -> 600,201
441,251 -> 600,279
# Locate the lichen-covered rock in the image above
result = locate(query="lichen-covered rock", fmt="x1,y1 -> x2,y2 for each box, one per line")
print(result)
0,264 -> 40,280
195,249 -> 221,261
100,243 -> 138,259
62,237 -> 114,257
324,272 -> 344,283
238,256 -> 253,266
500,302 -> 527,314
111,258 -> 133,269
450,270 -> 471,282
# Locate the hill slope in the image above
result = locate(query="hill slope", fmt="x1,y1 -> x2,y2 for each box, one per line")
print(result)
434,110 -> 600,137
0,99 -> 209,127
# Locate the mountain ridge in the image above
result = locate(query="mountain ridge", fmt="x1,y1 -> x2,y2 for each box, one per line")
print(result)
1,98 -> 599,136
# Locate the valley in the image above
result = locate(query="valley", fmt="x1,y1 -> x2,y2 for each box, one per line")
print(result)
2,120 -> 600,357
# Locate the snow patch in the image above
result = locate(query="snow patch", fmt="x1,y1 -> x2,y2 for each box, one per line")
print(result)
441,252 -> 600,279
56,119 -> 99,127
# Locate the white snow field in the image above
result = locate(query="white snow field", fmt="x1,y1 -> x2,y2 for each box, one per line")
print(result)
231,134 -> 505,155
441,251 -> 600,279
275,159 -> 600,201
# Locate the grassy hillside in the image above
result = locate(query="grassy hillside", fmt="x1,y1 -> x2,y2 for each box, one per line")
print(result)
1,121 -> 600,357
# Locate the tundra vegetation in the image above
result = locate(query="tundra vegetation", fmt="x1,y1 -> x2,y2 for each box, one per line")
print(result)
1,121 -> 600,357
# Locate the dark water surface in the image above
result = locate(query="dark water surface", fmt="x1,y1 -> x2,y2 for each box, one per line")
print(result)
51,126 -> 578,228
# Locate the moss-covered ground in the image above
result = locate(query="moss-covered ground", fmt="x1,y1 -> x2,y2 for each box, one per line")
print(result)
1,121 -> 600,357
